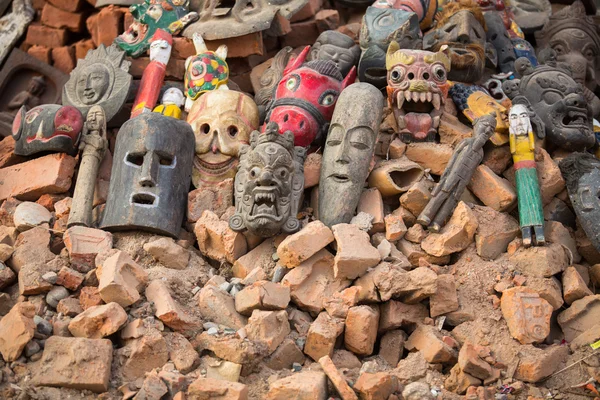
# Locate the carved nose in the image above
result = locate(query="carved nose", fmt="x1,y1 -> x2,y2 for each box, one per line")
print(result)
211,132 -> 219,154
259,171 -> 274,186
457,34 -> 470,44
565,94 -> 583,108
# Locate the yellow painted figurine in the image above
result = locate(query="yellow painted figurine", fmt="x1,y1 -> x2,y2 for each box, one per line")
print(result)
153,88 -> 185,120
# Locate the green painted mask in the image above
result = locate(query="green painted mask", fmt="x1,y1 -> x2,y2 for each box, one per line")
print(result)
115,0 -> 197,58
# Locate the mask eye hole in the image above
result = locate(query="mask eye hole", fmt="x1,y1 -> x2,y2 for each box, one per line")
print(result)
158,153 -> 174,166
432,65 -> 446,81
126,152 -> 145,166
249,167 -> 261,178
228,125 -> 238,137
390,68 -> 404,83
422,72 -> 430,80
285,74 -> 301,92
319,90 -> 338,106
200,123 -> 210,134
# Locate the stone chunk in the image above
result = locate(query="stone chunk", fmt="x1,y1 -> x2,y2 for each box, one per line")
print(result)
345,305 -> 379,356
96,250 -> 148,307
457,342 -> 493,380
0,262 -> 15,289
353,372 -> 397,400
562,266 -> 592,305
13,201 -> 52,231
429,274 -> 459,317
282,249 -> 351,314
57,297 -> 83,316
379,330 -> 405,367
79,286 -> 104,310
56,266 -> 85,291
0,302 -> 35,362
332,223 -> 381,280
421,202 -> 478,256
233,238 -> 277,279
405,325 -> 457,364
405,142 -> 453,176
277,220 -> 334,268
266,371 -> 327,400
264,339 -> 305,370
323,287 -> 360,318
187,377 -> 248,400
68,302 -> 127,338
197,284 -> 247,330
399,180 -> 433,216
234,281 -> 290,316
164,332 -> 199,374
64,226 -> 113,272
501,287 -> 552,344
558,295 -> 600,342
194,210 -> 247,264
146,280 -> 200,332
546,220 -> 581,264
514,345 -> 569,383
8,226 -> 54,272
472,205 -> 519,260
0,153 -> 76,202
373,264 -> 438,303
319,355 -> 358,400
143,237 -> 190,270
525,277 -> 564,311
384,213 -> 407,242
468,165 -> 516,211
358,187 -> 385,232
196,332 -> 267,364
18,262 -> 54,295
396,239 -> 450,267
379,300 -> 428,333
445,364 -> 481,395
305,311 -> 345,361
35,336 -> 113,392
246,310 -> 290,354
509,243 -> 569,278
187,179 -> 233,222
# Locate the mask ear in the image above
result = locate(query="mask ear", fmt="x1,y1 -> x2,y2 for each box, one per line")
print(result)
284,46 -> 310,76
12,106 -> 26,141
341,66 -> 357,90
463,108 -> 477,122
215,45 -> 228,60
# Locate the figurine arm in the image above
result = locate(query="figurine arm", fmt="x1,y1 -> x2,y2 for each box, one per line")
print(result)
7,92 -> 27,109
528,131 -> 535,151
433,141 -> 466,195
509,133 -> 516,154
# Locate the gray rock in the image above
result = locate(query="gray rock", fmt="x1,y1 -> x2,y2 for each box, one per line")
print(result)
13,202 -> 52,232
42,271 -> 58,284
33,316 -> 53,336
24,340 -> 41,357
46,286 -> 69,308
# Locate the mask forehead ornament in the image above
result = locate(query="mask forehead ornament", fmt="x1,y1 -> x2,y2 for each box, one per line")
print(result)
101,113 -> 195,238
63,45 -> 132,123
319,83 -> 384,227
510,0 -> 551,34
229,122 -> 306,238
386,42 -> 450,143
187,90 -> 259,187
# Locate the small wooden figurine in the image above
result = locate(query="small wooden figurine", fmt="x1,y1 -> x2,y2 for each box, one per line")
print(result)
153,88 -> 185,119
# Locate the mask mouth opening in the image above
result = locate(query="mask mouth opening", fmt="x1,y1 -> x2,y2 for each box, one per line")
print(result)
132,193 -> 157,206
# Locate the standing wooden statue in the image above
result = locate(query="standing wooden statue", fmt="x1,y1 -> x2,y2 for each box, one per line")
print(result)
68,105 -> 108,228
508,102 -> 545,247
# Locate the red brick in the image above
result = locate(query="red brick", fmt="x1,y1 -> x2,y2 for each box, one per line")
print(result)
206,32 -> 264,58
52,46 -> 76,74
31,0 -> 46,11
86,13 -> 99,46
282,19 -> 320,48
74,39 -> 95,60
0,154 -> 76,202
26,25 -> 69,48
27,45 -> 52,64
315,9 -> 340,32
172,37 -> 195,60
291,0 -> 323,22
41,3 -> 86,32
0,137 -> 27,169
47,0 -> 85,12
97,6 -> 124,46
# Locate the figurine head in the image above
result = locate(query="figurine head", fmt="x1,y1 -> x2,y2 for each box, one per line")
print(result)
386,43 -> 450,141
358,7 -> 423,89
309,30 -> 360,77
472,112 -> 497,148
508,103 -> 531,136
319,83 -> 384,227
115,0 -> 197,58
511,58 -> 594,151
423,0 -> 487,83
512,38 -> 538,68
12,104 -> 83,157
101,113 -> 195,238
28,76 -> 46,97
187,90 -> 259,187
485,12 -> 516,74
63,45 -> 132,123
162,87 -> 185,107
535,0 -> 600,91
264,46 -> 356,147
85,105 -> 106,133
229,122 -> 306,237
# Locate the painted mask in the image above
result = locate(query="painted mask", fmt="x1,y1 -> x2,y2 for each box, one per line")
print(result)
482,78 -> 511,109
187,90 -> 259,188
371,0 -> 438,30
263,46 -> 356,148
450,83 -> 509,144
510,0 -> 551,34
535,0 -> 600,92
359,7 -> 422,90
12,104 -> 83,157
559,153 -> 600,252
423,0 -> 487,83
504,59 -> 595,151
512,38 -> 537,68
309,31 -> 361,77
115,0 -> 198,58
63,45 -> 132,123
101,113 -> 195,238
319,83 -> 384,227
229,123 -> 306,238
386,42 -> 450,143
184,33 -> 229,112
485,12 -> 516,74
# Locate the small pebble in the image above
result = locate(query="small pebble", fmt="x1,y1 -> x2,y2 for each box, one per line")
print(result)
229,285 -> 240,296
295,338 -> 306,350
219,282 -> 232,293
46,286 -> 69,308
33,316 -> 53,336
41,272 -> 58,284
192,286 -> 201,295
272,266 -> 289,283
203,322 -> 219,330
223,328 -> 236,335
292,363 -> 302,372
24,341 -> 41,358
230,278 -> 242,285
29,352 -> 43,362
271,252 -> 279,262
207,327 -> 219,336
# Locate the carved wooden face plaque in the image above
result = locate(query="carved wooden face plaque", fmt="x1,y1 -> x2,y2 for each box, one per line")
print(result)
63,45 -> 131,123
229,123 -> 306,238
309,31 -> 360,77
386,43 -> 450,143
535,1 -> 600,91
187,90 -> 259,187
371,0 -> 438,30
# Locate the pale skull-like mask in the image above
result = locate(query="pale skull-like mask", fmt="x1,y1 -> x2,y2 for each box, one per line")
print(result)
229,122 -> 306,238
187,90 -> 259,187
